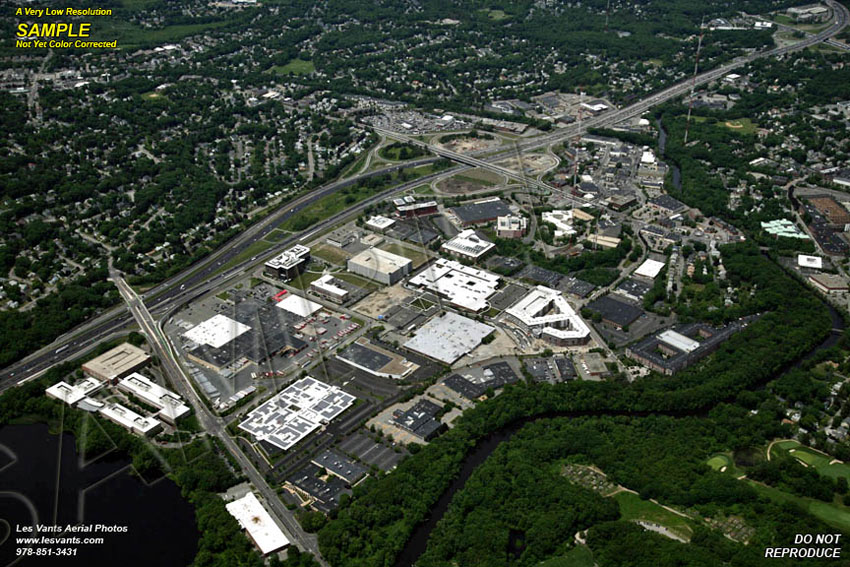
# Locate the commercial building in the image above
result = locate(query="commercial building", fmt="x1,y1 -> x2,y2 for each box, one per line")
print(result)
117,373 -> 190,425
403,311 -> 494,364
347,248 -> 412,285
225,493 -> 290,556
336,338 -> 418,379
441,229 -> 495,260
585,296 -> 644,329
312,450 -> 368,485
264,245 -> 311,280
391,398 -> 445,441
396,200 -> 438,218
183,314 -> 251,349
614,278 -> 651,303
98,402 -> 162,436
541,210 -> 577,239
809,273 -> 849,294
45,377 -> 105,407
587,234 -> 621,249
608,193 -> 637,211
310,274 -> 349,304
504,286 -> 591,346
648,195 -> 688,215
82,343 -> 150,384
276,294 -> 323,318
408,258 -> 501,312
626,322 -> 743,375
798,254 -> 824,270
365,215 -> 396,233
238,377 -> 356,451
634,258 -> 666,279
451,197 -> 511,227
787,4 -> 830,22
496,215 -> 528,238
444,361 -> 520,400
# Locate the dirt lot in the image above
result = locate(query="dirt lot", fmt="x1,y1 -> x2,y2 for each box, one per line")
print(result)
437,135 -> 503,153
495,153 -> 558,176
352,284 -> 414,318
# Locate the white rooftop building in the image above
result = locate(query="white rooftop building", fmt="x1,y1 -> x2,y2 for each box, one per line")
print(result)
441,229 -> 495,260
797,254 -> 823,269
403,311 -> 494,364
634,259 -> 666,279
238,377 -> 356,451
99,403 -> 162,436
658,330 -> 701,353
117,373 -> 190,424
408,258 -> 500,312
183,314 -> 251,349
505,286 -> 591,346
226,493 -> 290,556
365,215 -> 396,232
276,294 -> 323,318
45,377 -> 105,407
347,248 -> 412,285
542,210 -> 577,239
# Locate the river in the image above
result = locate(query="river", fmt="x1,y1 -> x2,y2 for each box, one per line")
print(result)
394,299 -> 846,567
0,423 -> 199,567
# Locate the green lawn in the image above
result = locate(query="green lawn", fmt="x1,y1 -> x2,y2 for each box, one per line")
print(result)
771,441 -> 850,481
721,118 -> 758,135
311,244 -> 351,266
264,229 -> 290,243
378,243 -> 430,268
746,480 -> 850,533
481,8 -> 509,20
288,271 -> 324,291
615,492 -> 694,541
334,272 -> 381,291
707,454 -> 732,471
269,59 -> 315,75
95,19 -> 229,49
539,545 -> 594,567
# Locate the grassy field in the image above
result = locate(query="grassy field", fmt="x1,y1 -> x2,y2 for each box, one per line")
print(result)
746,479 -> 850,533
614,492 -> 694,541
95,19 -> 229,49
334,272 -> 381,291
378,243 -> 430,268
539,545 -> 595,567
770,440 -> 850,480
264,229 -> 290,243
707,454 -> 732,471
311,244 -> 351,265
722,118 -> 758,135
288,271 -> 324,291
269,59 -> 315,75
481,8 -> 509,20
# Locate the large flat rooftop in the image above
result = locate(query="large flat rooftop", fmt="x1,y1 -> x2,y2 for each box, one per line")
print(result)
238,377 -> 356,451
403,311 -> 494,364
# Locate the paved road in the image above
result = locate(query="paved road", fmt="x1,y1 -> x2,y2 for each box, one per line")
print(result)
111,270 -> 328,563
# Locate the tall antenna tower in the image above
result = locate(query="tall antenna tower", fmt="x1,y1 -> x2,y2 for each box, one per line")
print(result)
683,18 -> 705,144
605,0 -> 611,32
573,90 -> 585,192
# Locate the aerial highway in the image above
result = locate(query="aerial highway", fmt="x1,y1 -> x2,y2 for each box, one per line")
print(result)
1,0 -> 847,392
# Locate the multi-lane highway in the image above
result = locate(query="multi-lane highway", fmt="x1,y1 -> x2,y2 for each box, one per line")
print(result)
2,0 -> 847,390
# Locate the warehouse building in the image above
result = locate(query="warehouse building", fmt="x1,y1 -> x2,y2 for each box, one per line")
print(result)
451,197 -> 511,227
441,229 -> 495,260
264,245 -> 311,280
312,450 -> 368,485
404,311 -> 494,364
238,377 -> 356,452
625,322 -> 743,375
585,296 -> 644,330
310,274 -> 349,304
82,343 -> 150,384
391,398 -> 445,441
117,373 -> 190,425
798,254 -> 824,270
648,195 -> 688,215
396,200 -> 438,218
336,338 -> 419,379
226,493 -> 290,556
505,286 -> 591,346
409,258 -> 501,312
347,248 -> 412,285
810,273 -> 849,294
634,258 -> 666,279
